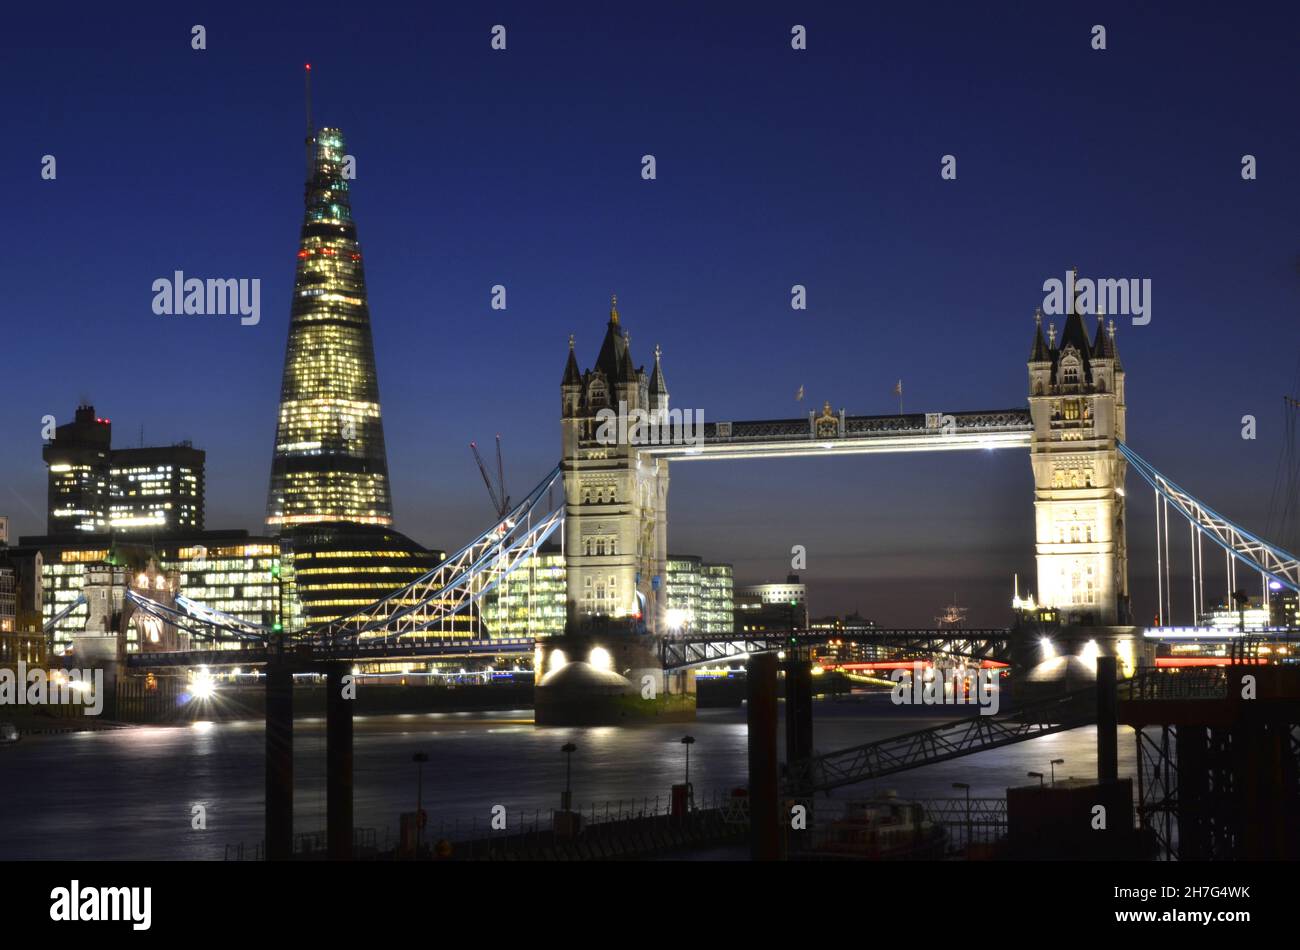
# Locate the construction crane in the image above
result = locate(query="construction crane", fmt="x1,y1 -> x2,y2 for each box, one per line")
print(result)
470,435 -> 510,518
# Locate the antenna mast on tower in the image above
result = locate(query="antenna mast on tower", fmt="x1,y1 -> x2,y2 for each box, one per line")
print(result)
304,64 -> 315,198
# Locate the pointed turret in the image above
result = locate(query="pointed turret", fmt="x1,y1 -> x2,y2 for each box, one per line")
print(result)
620,330 -> 639,388
1092,308 -> 1119,362
1029,308 -> 1050,362
1053,266 -> 1094,384
649,344 -> 668,398
594,294 -> 627,383
562,334 -> 581,386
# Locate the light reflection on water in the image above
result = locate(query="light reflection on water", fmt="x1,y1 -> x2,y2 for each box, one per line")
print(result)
0,696 -> 1137,860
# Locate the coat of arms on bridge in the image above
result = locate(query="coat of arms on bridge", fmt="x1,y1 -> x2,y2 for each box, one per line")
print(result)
813,401 -> 841,438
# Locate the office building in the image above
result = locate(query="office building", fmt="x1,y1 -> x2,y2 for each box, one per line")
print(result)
42,403 -> 205,537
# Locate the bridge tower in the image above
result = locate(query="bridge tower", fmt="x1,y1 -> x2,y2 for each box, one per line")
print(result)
1027,280 -> 1131,625
540,298 -> 688,725
561,296 -> 670,636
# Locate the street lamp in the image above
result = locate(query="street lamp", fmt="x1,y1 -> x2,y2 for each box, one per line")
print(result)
680,735 -> 696,786
952,782 -> 971,849
1028,771 -> 1044,787
412,752 -> 429,855
1050,758 -> 1064,786
560,742 -> 576,811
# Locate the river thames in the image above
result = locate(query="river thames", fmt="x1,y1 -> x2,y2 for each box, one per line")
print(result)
0,696 -> 1139,860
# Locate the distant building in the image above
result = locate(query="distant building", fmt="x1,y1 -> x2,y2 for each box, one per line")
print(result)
737,573 -> 808,630
278,523 -> 468,634
481,549 -> 733,639
43,404 -> 113,535
699,563 -> 735,634
809,612 -> 881,662
108,444 -> 204,533
665,557 -> 701,631
664,556 -> 735,634
15,531 -> 281,654
480,542 -> 568,639
0,566 -> 44,668
1201,597 -> 1280,632
42,403 -> 205,537
0,568 -> 15,633
0,546 -> 48,668
1270,588 -> 1299,629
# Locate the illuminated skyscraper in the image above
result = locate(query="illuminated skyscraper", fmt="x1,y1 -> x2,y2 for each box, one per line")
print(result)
266,126 -> 393,529
42,403 -> 205,537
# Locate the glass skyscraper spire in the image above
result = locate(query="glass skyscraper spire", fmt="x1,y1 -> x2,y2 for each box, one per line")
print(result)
266,127 -> 393,529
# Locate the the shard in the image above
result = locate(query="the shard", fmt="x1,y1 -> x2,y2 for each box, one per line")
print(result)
265,125 -> 393,529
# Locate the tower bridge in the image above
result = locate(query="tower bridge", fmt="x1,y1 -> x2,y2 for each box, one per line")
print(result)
536,289 -> 1135,721
556,293 -> 1130,648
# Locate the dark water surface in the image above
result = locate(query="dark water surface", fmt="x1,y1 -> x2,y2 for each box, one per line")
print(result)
0,696 -> 1138,859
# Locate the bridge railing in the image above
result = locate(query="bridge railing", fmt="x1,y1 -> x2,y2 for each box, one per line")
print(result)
1123,666 -> 1229,701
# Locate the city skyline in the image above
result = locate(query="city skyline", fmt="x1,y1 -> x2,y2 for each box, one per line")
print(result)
4,3 -> 1297,626
5,1 -> 1300,893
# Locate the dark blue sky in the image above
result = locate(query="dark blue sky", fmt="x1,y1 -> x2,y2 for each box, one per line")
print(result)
3,2 -> 1297,625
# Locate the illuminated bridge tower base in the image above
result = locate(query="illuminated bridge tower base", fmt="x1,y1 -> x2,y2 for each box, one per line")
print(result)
536,299 -> 694,725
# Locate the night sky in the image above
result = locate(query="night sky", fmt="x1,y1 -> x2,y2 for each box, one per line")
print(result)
3,2 -> 1297,626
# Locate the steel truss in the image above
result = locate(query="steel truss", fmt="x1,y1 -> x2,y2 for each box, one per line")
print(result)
659,629 -> 1012,670
125,589 -> 265,644
1136,724 -> 1245,861
127,466 -> 565,647
309,465 -> 563,643
1120,442 -> 1300,593
786,687 -> 1097,795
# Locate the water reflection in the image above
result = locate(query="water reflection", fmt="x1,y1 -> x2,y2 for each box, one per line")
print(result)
0,696 -> 1138,860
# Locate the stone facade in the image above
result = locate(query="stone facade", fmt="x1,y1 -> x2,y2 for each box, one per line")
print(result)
1027,280 -> 1130,625
561,297 -> 671,636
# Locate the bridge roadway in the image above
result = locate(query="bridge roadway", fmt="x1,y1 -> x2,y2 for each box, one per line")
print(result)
124,626 -> 1289,672
660,628 -> 1014,670
638,409 -> 1032,461
121,629 -> 1013,670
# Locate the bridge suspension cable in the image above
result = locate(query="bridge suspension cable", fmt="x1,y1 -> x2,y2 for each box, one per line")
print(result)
125,589 -> 267,644
106,466 -> 566,649
1119,443 -> 1300,611
307,464 -> 564,643
42,594 -> 85,634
